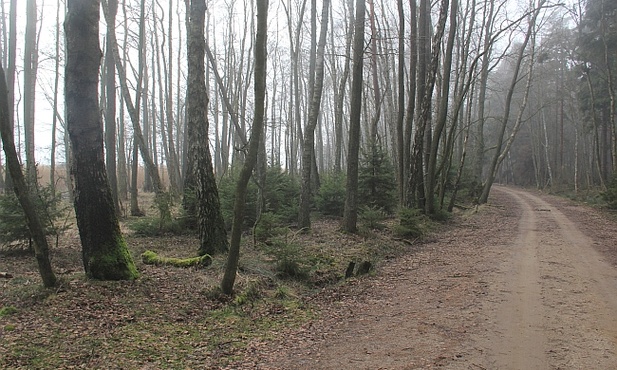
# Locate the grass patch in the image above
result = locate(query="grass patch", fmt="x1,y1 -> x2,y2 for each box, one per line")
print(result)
0,305 -> 18,317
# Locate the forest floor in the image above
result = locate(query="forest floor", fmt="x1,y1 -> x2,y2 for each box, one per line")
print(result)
1,186 -> 617,369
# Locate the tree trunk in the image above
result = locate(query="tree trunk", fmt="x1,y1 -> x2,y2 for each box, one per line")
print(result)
472,0 -> 495,185
402,0 -> 417,205
65,0 -> 137,280
396,0 -> 405,204
3,0 -> 16,191
0,66 -> 56,288
186,0 -> 229,256
130,135 -> 142,216
117,0 -> 129,202
222,0 -> 268,295
405,0 -> 430,209
343,0 -> 366,233
105,0 -> 120,215
102,0 -> 169,220
24,0 -> 38,184
298,0 -> 331,230
367,0 -> 381,142
425,0 -> 457,214
50,0 -> 62,195
333,0 -> 353,174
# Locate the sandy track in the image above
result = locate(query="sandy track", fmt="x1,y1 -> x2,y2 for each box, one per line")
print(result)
239,187 -> 617,369
482,187 -> 617,369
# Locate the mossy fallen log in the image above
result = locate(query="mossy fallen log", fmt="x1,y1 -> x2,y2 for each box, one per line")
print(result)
141,250 -> 212,268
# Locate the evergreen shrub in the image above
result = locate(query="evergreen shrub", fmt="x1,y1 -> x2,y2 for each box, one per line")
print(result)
315,172 -> 346,217
0,184 -> 69,251
358,145 -> 397,214
394,208 -> 425,239
602,175 -> 617,209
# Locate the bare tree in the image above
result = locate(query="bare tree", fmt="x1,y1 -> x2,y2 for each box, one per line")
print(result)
102,0 -> 170,219
298,0 -> 331,230
24,0 -> 38,183
0,66 -> 56,288
479,0 -> 545,203
425,0 -> 458,214
2,0 -> 16,191
343,0 -> 366,233
222,0 -> 268,295
185,0 -> 229,255
65,0 -> 137,280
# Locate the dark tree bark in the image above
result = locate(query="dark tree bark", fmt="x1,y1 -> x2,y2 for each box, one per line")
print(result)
472,0 -> 495,185
221,0 -> 268,295
342,0 -> 366,233
65,0 -> 137,280
185,0 -> 229,255
406,0 -> 430,209
0,66 -> 56,288
105,0 -> 120,215
402,0 -> 417,205
396,0 -> 405,203
334,0 -> 354,173
298,0 -> 331,230
425,0 -> 457,214
3,0 -> 16,191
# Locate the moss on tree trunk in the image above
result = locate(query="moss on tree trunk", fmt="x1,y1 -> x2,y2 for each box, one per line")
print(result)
66,0 -> 137,281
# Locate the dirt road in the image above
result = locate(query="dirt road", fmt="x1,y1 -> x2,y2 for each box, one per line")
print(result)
478,187 -> 617,369
241,186 -> 617,369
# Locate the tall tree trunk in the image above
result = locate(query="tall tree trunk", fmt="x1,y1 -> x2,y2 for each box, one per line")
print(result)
50,0 -> 62,194
117,0 -> 129,202
334,0 -> 354,173
65,0 -> 137,281
396,0 -> 405,204
298,0 -> 331,230
130,135 -> 142,216
425,0 -> 457,214
343,0 -> 366,233
0,66 -> 56,288
472,0 -> 495,184
402,0 -> 417,204
3,0 -> 16,191
367,0 -> 381,142
105,0 -> 120,215
406,0 -> 430,209
222,0 -> 268,295
24,0 -> 38,184
186,0 -> 229,255
165,0 -> 182,191
102,0 -> 169,219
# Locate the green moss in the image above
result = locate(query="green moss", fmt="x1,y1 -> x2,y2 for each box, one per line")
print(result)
87,235 -> 139,281
141,250 -> 212,268
0,305 -> 18,317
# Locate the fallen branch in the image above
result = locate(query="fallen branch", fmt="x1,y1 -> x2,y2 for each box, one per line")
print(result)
0,272 -> 13,279
141,250 -> 212,268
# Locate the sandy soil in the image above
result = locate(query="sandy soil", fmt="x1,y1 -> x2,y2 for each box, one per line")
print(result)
236,186 -> 617,369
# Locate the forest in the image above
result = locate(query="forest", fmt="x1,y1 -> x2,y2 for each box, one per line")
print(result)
0,0 -> 616,367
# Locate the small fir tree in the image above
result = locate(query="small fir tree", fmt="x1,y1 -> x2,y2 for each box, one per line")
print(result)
358,144 -> 397,214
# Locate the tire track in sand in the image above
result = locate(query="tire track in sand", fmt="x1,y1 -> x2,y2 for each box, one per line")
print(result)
487,186 -> 617,369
